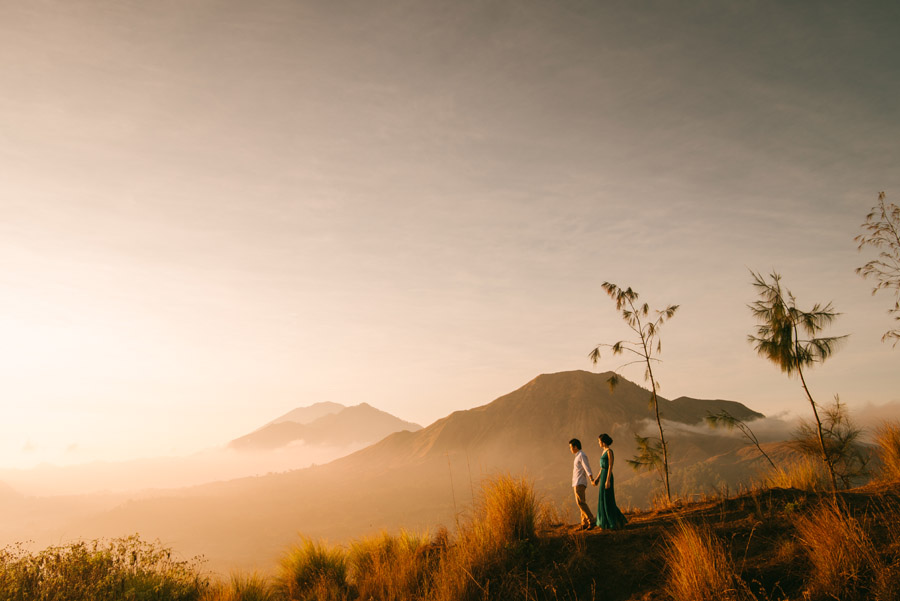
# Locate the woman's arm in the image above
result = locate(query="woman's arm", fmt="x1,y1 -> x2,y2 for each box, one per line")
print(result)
606,449 -> 614,489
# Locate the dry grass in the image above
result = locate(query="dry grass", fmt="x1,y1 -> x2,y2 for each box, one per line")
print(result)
348,530 -> 435,601
662,521 -> 754,601
874,420 -> 900,482
0,535 -> 206,601
203,573 -> 276,601
791,500 -> 897,600
761,456 -> 830,491
268,475 -> 543,601
472,473 -> 537,549
10,475 -> 900,601
431,474 -> 540,601
276,538 -> 349,601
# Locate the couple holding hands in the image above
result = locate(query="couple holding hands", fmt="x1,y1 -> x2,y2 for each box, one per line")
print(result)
569,434 -> 628,531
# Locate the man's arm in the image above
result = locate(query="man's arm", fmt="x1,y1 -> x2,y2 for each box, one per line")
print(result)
581,453 -> 594,481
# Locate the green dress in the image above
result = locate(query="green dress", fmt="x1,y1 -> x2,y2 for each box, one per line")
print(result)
595,451 -> 627,529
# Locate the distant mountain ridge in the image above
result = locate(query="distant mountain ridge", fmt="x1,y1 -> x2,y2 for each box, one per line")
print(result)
266,401 -> 346,426
228,402 -> 422,451
349,369 -> 762,465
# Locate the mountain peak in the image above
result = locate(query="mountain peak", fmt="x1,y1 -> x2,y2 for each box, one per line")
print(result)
230,402 -> 421,451
268,401 -> 346,426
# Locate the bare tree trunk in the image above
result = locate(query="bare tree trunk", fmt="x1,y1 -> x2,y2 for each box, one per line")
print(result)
796,361 -> 838,491
754,441 -> 777,470
647,366 -> 671,503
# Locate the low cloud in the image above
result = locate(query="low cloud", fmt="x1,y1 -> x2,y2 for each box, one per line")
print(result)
630,401 -> 899,445
630,414 -> 800,443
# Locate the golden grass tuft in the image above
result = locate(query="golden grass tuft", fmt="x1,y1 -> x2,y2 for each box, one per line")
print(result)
662,521 -> 753,601
474,473 -> 537,548
791,501 -> 894,600
431,474 -> 540,601
348,530 -> 434,601
277,538 -> 349,601
202,572 -> 276,601
874,420 -> 900,482
761,456 -> 830,491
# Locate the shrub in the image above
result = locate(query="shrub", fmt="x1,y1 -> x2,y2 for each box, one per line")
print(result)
874,420 -> 900,482
662,521 -> 753,601
0,535 -> 206,601
276,539 -> 348,601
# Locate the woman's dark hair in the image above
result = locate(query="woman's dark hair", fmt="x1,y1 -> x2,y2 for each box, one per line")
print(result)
598,433 -> 613,446
569,438 -> 582,450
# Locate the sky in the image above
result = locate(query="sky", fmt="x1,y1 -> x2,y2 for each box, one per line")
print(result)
1,0 -> 899,470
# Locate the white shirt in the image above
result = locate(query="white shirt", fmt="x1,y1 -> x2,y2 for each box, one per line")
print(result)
572,449 -> 594,487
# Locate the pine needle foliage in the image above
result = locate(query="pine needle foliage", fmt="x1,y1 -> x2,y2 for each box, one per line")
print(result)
589,282 -> 679,502
855,191 -> 900,346
626,433 -> 666,480
747,270 -> 847,491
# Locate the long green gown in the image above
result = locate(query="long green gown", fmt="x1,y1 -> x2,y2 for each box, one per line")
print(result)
595,451 -> 627,529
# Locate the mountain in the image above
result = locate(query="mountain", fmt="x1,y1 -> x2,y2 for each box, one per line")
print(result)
48,371 -> 773,573
228,403 -> 422,451
266,401 -> 346,426
0,402 -> 420,497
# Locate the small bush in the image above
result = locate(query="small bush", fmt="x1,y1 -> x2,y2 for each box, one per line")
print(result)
662,521 -> 753,601
874,420 -> 900,482
277,538 -> 348,601
0,535 -> 206,601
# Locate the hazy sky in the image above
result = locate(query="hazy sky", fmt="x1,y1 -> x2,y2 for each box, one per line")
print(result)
2,0 -> 898,469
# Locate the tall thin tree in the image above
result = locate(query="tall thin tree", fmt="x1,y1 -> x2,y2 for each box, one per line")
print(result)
589,282 -> 679,502
747,270 -> 847,490
855,191 -> 900,346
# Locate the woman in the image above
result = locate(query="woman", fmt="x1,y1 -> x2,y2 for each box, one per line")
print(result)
592,433 -> 627,530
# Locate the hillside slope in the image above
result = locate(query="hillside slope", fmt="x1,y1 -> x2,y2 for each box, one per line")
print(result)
73,371 -> 771,573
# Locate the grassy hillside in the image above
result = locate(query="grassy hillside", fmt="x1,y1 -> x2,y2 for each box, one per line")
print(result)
4,415 -> 900,598
4,478 -> 899,600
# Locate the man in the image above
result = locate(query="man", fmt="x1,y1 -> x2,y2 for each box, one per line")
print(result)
569,438 -> 595,530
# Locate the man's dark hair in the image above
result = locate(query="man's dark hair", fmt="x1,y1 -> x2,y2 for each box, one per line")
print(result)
569,438 -> 582,450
